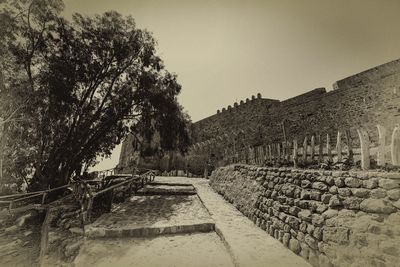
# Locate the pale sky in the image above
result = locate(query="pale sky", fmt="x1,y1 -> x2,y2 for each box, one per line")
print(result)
61,0 -> 400,171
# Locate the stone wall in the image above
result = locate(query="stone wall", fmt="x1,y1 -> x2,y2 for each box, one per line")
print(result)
210,165 -> 400,267
191,95 -> 279,144
189,59 -> 400,170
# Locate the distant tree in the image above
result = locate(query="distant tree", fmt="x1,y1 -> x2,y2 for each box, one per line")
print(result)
0,0 -> 189,191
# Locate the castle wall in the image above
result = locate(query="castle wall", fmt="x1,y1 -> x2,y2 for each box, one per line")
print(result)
188,59 -> 400,171
191,96 -> 279,144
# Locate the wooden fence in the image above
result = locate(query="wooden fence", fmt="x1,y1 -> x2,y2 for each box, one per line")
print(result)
211,124 -> 400,170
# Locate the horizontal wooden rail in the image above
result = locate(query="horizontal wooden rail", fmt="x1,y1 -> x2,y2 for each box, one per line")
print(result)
0,184 -> 71,200
93,176 -> 140,197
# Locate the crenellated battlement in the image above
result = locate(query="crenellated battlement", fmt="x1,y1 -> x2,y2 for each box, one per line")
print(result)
216,93 -> 270,114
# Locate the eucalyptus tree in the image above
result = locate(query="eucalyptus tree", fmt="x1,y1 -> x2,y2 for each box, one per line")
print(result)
0,0 -> 190,191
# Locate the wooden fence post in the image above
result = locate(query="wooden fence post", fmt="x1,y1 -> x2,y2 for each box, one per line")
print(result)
303,136 -> 308,161
377,124 -> 386,166
345,130 -> 353,161
391,125 -> 400,166
336,131 -> 342,163
318,134 -> 323,162
293,139 -> 298,167
268,145 -> 272,162
277,143 -> 281,161
310,136 -> 315,161
357,129 -> 370,170
326,134 -> 332,162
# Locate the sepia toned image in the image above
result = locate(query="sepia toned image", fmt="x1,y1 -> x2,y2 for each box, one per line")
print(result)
1,0 -> 400,266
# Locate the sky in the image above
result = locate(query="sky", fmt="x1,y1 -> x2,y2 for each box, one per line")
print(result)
61,0 -> 400,171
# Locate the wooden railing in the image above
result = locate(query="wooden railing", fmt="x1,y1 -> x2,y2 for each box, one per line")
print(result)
0,184 -> 72,212
0,169 -> 156,218
75,170 -> 156,223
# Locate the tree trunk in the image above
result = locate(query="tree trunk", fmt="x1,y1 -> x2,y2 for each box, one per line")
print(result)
167,150 -> 173,172
28,154 -> 71,192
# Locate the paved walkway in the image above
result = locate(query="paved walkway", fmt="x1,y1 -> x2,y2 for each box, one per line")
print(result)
76,232 -> 235,267
154,176 -> 310,267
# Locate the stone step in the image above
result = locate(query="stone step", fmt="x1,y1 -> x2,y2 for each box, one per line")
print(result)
85,222 -> 215,238
85,194 -> 214,239
136,184 -> 196,195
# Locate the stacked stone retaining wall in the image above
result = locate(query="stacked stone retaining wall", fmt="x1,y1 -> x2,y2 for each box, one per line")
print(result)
210,165 -> 400,267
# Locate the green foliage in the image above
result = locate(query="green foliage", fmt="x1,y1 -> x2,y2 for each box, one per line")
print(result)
0,0 -> 190,191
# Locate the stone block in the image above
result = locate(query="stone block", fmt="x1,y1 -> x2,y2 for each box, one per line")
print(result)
360,199 -> 396,214
322,209 -> 338,219
351,188 -> 370,198
290,229 -> 297,237
289,206 -> 301,216
344,177 -> 362,188
338,188 -> 352,197
393,200 -> 400,209
289,238 -> 301,254
301,180 -> 312,188
298,200 -> 310,209
312,182 -> 328,191
328,185 -> 338,194
309,190 -> 322,201
379,179 -> 400,190
370,188 -> 387,199
363,179 -> 378,189
334,178 -> 345,187
313,227 -> 323,241
283,233 -> 291,247
305,234 -> 318,250
323,227 -> 349,245
297,231 -> 305,241
311,214 -> 324,226
325,177 -> 335,186
307,224 -> 315,234
278,212 -> 288,221
321,193 -> 332,204
300,222 -> 308,233
328,195 -> 342,208
300,190 -> 310,200
387,189 -> 400,201
298,210 -> 312,222
316,203 -> 328,214
285,215 -> 300,230
343,197 -> 363,210
299,243 -> 309,260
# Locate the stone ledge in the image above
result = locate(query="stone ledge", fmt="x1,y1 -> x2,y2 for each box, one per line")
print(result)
85,222 -> 215,238
136,184 -> 197,195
